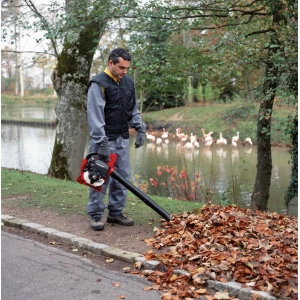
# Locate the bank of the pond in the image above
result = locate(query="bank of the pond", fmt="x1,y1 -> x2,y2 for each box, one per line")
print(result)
1,118 -> 291,148
1,119 -> 56,127
1,94 -> 294,146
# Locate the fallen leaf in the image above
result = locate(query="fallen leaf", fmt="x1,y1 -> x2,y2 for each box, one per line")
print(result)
143,286 -> 152,291
266,281 -> 273,292
134,261 -> 142,269
135,204 -> 298,300
214,291 -> 230,299
151,284 -> 160,290
161,292 -> 172,300
122,267 -> 131,273
106,258 -> 114,263
112,282 -> 120,287
117,295 -> 126,299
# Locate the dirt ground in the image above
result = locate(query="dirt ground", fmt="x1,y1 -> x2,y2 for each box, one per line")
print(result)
1,207 -> 157,255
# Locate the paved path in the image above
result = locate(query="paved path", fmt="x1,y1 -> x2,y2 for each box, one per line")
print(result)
2,231 -> 162,300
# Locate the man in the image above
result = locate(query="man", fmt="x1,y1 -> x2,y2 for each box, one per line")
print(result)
86,48 -> 146,230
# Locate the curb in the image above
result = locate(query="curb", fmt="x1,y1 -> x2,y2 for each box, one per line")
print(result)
1,214 -> 141,264
1,214 -> 277,300
1,119 -> 56,127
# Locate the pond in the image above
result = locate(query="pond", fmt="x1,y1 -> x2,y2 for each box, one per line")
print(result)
1,104 -> 291,215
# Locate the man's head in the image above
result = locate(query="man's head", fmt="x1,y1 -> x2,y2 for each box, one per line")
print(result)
107,48 -> 131,80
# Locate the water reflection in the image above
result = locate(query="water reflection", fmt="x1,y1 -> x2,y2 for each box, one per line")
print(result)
2,124 -> 55,174
2,104 -> 56,120
1,123 -> 291,215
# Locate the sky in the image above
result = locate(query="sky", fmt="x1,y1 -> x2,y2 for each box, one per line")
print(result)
2,0 -> 61,88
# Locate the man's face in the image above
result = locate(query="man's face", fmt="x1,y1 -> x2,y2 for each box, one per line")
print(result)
108,57 -> 130,80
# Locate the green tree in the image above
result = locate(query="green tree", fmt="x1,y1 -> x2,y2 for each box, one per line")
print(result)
133,0 -> 297,211
129,20 -> 187,111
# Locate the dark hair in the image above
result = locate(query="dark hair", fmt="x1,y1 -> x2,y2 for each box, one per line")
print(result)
108,48 -> 131,64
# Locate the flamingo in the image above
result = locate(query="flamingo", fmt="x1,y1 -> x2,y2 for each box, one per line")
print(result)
201,128 -> 214,141
184,142 -> 194,149
231,138 -> 238,146
190,133 -> 196,144
244,137 -> 253,145
216,133 -> 227,145
216,134 -> 223,145
232,131 -> 239,143
146,132 -> 156,142
156,138 -> 162,144
194,141 -> 200,148
181,134 -> 188,142
161,128 -> 169,139
176,128 -> 186,139
205,138 -> 213,146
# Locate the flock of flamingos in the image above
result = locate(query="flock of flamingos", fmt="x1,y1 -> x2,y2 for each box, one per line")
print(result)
146,128 -> 253,149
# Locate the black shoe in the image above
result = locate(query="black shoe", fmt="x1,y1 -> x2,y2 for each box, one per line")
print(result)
91,216 -> 104,230
107,213 -> 134,226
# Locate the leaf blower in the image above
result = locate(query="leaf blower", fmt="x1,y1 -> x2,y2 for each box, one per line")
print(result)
77,153 -> 171,221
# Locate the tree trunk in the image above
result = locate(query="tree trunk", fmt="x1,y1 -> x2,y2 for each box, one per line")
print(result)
190,76 -> 199,102
49,79 -> 88,181
49,22 -> 106,181
250,6 -> 282,211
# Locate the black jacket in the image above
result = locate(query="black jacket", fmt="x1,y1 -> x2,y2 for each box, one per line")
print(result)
89,72 -> 136,140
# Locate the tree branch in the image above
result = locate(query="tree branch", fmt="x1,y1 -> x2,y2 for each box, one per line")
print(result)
23,0 -> 59,57
1,49 -> 57,57
245,28 -> 274,37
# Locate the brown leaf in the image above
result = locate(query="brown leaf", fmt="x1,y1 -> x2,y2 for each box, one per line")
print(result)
151,284 -> 161,290
251,294 -> 260,300
122,267 -> 131,273
112,282 -> 120,287
214,291 -> 230,299
161,293 -> 172,300
137,204 -> 298,300
134,261 -> 142,269
219,211 -> 227,220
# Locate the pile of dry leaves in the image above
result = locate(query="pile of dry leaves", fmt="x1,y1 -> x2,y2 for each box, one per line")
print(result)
139,204 -> 298,299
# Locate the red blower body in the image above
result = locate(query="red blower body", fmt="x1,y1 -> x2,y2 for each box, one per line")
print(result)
77,153 -> 170,221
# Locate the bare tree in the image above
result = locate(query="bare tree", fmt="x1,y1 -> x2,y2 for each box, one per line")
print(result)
2,0 -> 24,96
